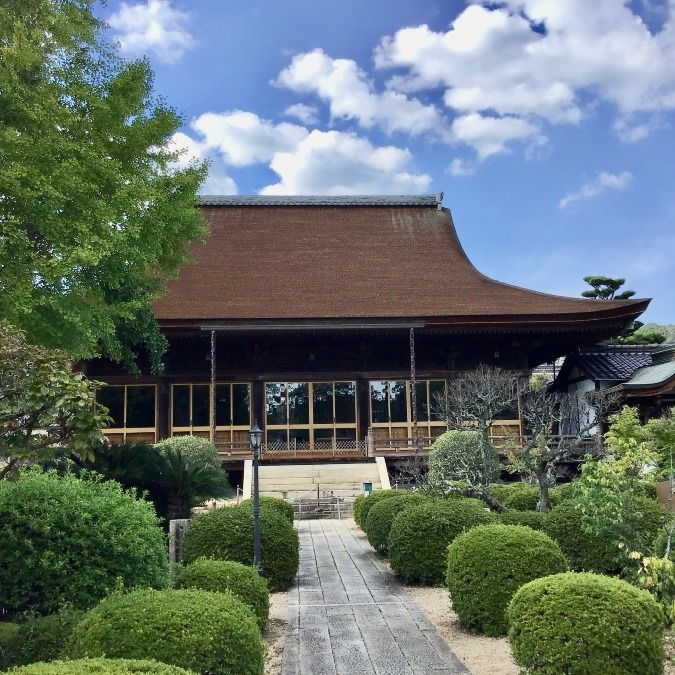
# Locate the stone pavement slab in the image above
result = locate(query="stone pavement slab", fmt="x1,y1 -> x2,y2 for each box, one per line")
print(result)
281,519 -> 471,675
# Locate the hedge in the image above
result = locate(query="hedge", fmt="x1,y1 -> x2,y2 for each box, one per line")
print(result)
388,498 -> 495,584
446,524 -> 567,636
507,572 -> 664,674
364,493 -> 429,554
67,589 -> 264,675
0,471 -> 168,617
180,504 -> 299,592
174,558 -> 269,630
238,496 -> 294,524
498,510 -> 548,531
356,490 -> 401,530
8,659 -> 197,675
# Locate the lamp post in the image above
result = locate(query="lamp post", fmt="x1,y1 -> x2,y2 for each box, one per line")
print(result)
249,422 -> 264,576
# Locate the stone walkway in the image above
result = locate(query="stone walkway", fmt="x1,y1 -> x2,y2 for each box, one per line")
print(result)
281,519 -> 471,675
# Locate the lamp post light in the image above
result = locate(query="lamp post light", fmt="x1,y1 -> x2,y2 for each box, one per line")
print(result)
249,421 -> 264,576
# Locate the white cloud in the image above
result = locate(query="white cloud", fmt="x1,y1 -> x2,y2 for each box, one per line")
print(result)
283,103 -> 320,125
260,130 -> 431,195
375,1 -> 675,142
189,110 -> 309,167
559,171 -> 633,209
108,0 -> 195,64
451,113 -> 544,160
274,49 -> 446,136
167,132 -> 237,195
447,158 -> 475,176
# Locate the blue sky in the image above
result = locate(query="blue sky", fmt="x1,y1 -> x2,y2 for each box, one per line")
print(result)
97,0 -> 675,324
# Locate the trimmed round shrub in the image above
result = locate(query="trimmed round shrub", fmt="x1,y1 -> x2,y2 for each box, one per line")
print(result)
67,589 -> 264,675
364,493 -> 429,553
8,659 -> 196,675
352,494 -> 366,527
180,504 -> 299,592
544,499 -> 620,574
446,524 -> 568,636
507,572 -> 664,674
490,483 -> 561,512
631,495 -> 671,548
0,471 -> 168,617
388,498 -> 495,584
174,558 -> 269,630
499,510 -> 548,532
154,436 -> 221,470
239,496 -> 294,524
357,490 -> 402,530
5,608 -> 85,667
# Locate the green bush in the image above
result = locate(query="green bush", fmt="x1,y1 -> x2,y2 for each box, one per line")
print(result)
0,622 -> 20,670
239,496 -> 294,524
0,471 -> 168,617
67,589 -> 263,675
507,572 -> 664,674
544,499 -> 620,574
388,498 -> 495,584
364,493 -> 429,554
352,494 -> 366,527
357,491 -> 401,530
499,510 -> 547,531
154,436 -> 221,470
4,608 -> 85,667
446,524 -> 567,636
180,504 -> 299,592
489,482 -> 561,512
8,659 -> 197,675
174,559 -> 269,630
631,495 -> 671,550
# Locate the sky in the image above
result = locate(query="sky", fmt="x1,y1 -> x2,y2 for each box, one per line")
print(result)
96,0 -> 675,324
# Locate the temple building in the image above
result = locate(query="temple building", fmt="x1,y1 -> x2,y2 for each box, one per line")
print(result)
85,194 -> 649,468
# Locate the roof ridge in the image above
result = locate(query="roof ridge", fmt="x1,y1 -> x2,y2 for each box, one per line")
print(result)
198,194 -> 443,207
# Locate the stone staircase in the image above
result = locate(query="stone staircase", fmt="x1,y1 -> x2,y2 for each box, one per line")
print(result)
243,460 -> 388,502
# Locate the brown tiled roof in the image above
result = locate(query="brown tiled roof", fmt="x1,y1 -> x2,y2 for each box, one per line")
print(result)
153,196 -> 649,329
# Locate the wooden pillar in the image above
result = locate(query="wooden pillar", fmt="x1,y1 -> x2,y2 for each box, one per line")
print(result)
158,377 -> 170,441
357,377 -> 370,443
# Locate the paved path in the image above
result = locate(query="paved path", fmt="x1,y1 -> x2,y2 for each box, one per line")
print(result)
281,519 -> 471,675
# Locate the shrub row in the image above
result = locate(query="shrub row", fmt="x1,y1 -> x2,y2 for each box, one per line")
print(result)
8,659 -> 197,675
364,493 -> 429,553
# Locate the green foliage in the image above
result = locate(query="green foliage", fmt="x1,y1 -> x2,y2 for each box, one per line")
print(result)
8,659 -> 197,675
507,572 -> 664,675
544,499 -> 621,574
0,470 -> 168,617
239,496 -> 295,524
388,499 -> 495,584
646,412 -> 675,481
144,448 -> 232,522
581,275 -> 636,300
642,323 -> 675,343
3,608 -> 85,668
364,493 -> 429,553
447,524 -> 567,636
0,622 -> 20,670
67,589 -> 263,675
0,322 -> 108,472
174,559 -> 269,630
571,406 -> 661,553
357,490 -> 401,530
489,482 -> 556,511
352,494 -> 367,528
0,0 -> 207,371
154,437 -> 221,471
428,430 -> 501,499
180,504 -> 299,592
498,510 -> 548,531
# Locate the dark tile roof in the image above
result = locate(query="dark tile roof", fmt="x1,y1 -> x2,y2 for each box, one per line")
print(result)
153,197 -> 649,329
198,195 -> 443,207
574,350 -> 654,381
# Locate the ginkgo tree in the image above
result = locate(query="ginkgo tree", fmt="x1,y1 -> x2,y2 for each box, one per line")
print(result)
0,0 -> 207,372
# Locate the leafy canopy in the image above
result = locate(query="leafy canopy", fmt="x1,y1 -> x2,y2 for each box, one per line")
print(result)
0,0 -> 207,372
581,275 -> 636,300
0,321 -> 108,477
